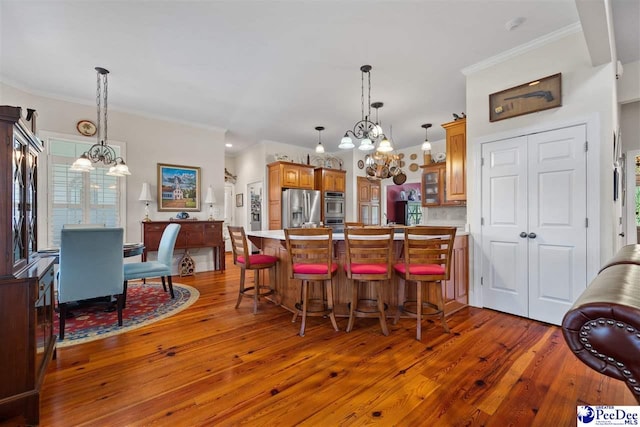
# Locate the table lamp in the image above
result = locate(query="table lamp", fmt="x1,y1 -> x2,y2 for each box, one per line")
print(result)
138,182 -> 153,222
204,186 -> 216,221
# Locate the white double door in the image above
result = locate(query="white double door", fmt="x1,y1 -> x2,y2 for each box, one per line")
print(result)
481,124 -> 587,325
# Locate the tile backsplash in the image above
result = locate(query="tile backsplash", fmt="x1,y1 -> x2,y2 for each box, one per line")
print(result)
424,206 -> 467,225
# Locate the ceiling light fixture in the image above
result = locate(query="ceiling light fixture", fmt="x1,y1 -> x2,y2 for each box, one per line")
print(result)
71,67 -> 131,177
314,126 -> 325,154
339,65 -> 387,152
421,123 -> 432,151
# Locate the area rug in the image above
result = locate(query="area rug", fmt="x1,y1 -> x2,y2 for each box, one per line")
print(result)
55,282 -> 199,348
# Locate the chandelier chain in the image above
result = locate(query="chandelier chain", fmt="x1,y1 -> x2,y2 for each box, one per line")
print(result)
103,71 -> 108,144
96,72 -> 101,144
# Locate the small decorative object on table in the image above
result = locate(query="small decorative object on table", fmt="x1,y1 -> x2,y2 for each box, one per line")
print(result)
176,211 -> 189,219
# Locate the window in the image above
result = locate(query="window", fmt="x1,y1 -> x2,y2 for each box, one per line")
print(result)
42,135 -> 127,247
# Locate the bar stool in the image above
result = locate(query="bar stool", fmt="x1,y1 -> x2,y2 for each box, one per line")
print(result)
284,227 -> 339,337
344,222 -> 364,228
344,227 -> 394,335
228,226 -> 278,314
393,226 -> 456,340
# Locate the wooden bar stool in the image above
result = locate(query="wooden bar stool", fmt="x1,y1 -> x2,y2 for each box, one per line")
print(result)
284,228 -> 339,337
393,226 -> 456,340
228,226 -> 277,314
344,227 -> 394,336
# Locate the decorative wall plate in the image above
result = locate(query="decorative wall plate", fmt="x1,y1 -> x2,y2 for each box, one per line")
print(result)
409,163 -> 419,172
410,153 -> 417,160
76,120 -> 96,136
433,152 -> 446,163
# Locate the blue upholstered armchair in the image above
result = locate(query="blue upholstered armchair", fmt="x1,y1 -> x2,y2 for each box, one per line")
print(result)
57,227 -> 125,340
124,223 -> 181,303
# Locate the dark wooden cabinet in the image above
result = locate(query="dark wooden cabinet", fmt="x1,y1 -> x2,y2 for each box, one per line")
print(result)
0,106 -> 56,426
142,220 -> 225,271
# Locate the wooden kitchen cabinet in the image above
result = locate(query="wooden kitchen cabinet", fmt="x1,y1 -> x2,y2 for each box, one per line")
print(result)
443,118 -> 466,202
314,167 -> 346,193
267,161 -> 315,229
421,163 -> 465,207
357,176 -> 380,225
425,234 -> 468,316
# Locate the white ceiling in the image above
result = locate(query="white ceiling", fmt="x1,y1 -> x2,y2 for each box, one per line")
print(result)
0,1 -> 637,155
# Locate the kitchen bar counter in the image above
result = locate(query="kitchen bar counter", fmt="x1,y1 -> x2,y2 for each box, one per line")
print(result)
246,227 -> 469,318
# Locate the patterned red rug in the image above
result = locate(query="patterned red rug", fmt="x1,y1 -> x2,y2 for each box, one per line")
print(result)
55,282 -> 199,348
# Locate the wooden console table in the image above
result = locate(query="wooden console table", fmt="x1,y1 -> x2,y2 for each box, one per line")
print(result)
142,220 -> 225,272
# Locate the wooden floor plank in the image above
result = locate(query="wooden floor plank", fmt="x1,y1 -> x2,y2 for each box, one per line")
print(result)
18,254 -> 634,427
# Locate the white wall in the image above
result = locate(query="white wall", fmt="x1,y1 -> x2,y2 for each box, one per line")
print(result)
2,82 -> 227,272
466,31 -> 616,264
620,101 -> 640,152
618,60 -> 640,104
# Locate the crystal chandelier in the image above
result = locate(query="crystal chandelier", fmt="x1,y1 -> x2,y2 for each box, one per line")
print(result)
71,67 -> 131,177
339,65 -> 392,152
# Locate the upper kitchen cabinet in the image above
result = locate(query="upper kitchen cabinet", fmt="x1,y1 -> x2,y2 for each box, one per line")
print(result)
314,167 -> 345,193
267,161 -> 315,229
420,163 -> 465,207
275,162 -> 314,189
442,118 -> 466,202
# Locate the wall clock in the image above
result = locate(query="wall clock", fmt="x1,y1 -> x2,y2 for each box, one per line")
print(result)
76,120 -> 97,137
357,160 -> 364,169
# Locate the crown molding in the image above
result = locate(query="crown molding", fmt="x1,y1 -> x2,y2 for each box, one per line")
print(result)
461,22 -> 582,76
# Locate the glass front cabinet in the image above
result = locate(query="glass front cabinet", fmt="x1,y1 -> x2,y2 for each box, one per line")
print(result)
0,106 -> 56,426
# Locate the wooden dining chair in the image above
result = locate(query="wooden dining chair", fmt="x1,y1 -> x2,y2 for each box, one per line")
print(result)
57,227 -> 125,340
344,227 -> 395,335
284,227 -> 339,336
393,226 -> 456,340
344,222 -> 364,228
228,226 -> 278,314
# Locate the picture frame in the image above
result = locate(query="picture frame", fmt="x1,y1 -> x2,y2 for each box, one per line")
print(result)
489,73 -> 562,122
236,193 -> 244,207
157,163 -> 201,212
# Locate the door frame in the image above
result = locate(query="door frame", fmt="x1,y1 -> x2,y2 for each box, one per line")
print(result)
625,150 -> 640,244
470,113 -> 601,309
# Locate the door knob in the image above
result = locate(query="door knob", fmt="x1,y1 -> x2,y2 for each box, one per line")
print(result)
619,232 -> 625,237
528,232 -> 537,239
519,232 -> 528,238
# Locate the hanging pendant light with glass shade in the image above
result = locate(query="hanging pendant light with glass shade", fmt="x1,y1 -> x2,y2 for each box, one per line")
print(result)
421,123 -> 432,151
70,67 -> 131,177
314,126 -> 325,154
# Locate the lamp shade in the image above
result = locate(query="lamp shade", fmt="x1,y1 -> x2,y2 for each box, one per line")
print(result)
204,186 -> 216,204
138,182 -> 152,202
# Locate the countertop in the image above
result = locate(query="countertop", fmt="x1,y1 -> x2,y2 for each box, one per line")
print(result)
247,227 -> 469,241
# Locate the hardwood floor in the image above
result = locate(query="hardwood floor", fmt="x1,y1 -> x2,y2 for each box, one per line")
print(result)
22,255 -> 637,425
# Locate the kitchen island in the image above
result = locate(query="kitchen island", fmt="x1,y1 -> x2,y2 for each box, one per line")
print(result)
246,228 -> 469,318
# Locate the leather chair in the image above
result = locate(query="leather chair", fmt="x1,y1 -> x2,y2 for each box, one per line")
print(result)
124,223 -> 180,304
393,226 -> 456,341
562,244 -> 640,403
228,226 -> 278,314
57,227 -> 125,340
284,228 -> 339,336
344,227 -> 394,335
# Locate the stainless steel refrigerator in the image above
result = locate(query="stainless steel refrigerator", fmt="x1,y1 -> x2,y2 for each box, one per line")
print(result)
282,189 -> 321,228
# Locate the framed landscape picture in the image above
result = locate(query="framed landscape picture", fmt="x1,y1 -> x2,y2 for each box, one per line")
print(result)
157,163 -> 201,212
